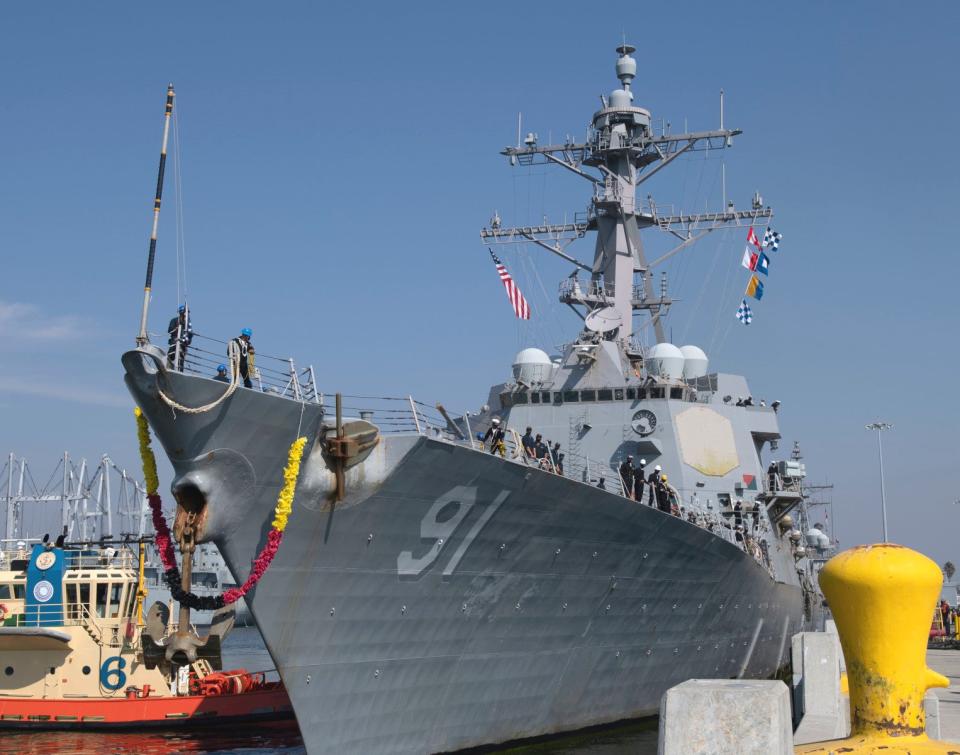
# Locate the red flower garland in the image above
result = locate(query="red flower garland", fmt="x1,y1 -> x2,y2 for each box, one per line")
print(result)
147,491 -> 282,606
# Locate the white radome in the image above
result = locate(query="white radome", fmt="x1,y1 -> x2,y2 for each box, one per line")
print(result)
679,345 -> 709,379
646,343 -> 685,381
512,348 -> 554,384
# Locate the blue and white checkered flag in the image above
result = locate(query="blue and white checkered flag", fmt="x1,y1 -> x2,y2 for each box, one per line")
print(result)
736,298 -> 753,325
762,227 -> 782,252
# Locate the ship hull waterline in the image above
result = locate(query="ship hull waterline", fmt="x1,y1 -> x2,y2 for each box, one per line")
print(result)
123,350 -> 807,754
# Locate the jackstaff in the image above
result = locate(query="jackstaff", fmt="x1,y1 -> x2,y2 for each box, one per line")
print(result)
136,84 -> 175,345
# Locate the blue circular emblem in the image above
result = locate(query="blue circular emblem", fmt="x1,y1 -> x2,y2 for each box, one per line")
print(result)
33,580 -> 54,603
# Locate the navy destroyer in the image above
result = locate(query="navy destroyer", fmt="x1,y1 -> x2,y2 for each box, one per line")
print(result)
123,45 -> 817,753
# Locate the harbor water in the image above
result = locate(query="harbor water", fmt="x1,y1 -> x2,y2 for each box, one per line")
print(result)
0,627 -> 657,754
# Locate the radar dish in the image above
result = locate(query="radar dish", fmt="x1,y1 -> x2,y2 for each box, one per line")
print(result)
584,307 -> 623,333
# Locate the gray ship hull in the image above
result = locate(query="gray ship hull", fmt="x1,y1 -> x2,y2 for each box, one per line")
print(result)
124,351 -> 807,754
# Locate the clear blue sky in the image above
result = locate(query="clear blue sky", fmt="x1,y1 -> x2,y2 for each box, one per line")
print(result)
2,2 -> 959,570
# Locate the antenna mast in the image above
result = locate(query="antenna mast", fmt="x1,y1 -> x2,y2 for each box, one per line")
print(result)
136,84 -> 175,346
482,46 -> 772,349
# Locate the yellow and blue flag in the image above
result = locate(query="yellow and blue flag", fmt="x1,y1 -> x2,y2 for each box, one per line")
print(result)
745,275 -> 764,300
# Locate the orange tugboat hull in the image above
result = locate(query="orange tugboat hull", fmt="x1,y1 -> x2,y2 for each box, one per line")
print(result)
0,684 -> 293,729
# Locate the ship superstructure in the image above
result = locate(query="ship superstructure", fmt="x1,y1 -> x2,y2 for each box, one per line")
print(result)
122,45 -> 817,754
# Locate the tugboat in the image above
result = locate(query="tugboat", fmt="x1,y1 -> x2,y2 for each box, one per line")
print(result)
0,538 -> 292,728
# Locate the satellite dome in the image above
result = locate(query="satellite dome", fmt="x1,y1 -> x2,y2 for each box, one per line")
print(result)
512,348 -> 553,384
805,527 -> 822,548
679,345 -> 709,379
646,343 -> 685,381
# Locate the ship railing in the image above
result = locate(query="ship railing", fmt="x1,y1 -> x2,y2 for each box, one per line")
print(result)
317,395 -> 451,436
7,601 -> 128,638
157,331 -> 323,404
63,548 -> 138,570
0,547 -> 138,571
558,277 -> 615,301
763,473 -> 803,496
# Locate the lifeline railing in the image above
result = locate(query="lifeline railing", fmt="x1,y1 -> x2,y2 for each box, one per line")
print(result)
0,546 -> 138,571
159,331 -> 323,403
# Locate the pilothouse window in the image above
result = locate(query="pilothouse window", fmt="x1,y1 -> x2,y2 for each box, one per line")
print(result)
110,584 -> 123,618
95,584 -> 108,618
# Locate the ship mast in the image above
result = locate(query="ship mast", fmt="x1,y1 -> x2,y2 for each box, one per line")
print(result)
136,84 -> 175,346
482,45 -> 772,350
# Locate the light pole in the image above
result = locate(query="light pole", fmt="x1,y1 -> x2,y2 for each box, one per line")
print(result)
865,422 -> 893,542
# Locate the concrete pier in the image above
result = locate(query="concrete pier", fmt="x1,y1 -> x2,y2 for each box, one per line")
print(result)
928,649 -> 960,743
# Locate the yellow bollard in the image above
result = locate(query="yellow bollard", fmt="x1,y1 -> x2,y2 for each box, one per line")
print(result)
796,543 -> 952,754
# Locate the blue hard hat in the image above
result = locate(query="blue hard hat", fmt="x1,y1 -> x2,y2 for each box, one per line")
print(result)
217,364 -> 227,372
178,304 -> 186,313
241,327 -> 253,337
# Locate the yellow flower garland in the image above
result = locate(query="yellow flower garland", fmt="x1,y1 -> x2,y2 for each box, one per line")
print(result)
134,407 -> 160,496
273,437 -> 307,532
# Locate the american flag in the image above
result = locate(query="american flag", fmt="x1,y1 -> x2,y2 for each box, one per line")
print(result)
489,249 -> 531,320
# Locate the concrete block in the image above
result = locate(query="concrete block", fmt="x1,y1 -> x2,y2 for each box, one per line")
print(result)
925,690 -> 941,738
658,679 -> 792,755
790,632 -> 804,727
824,619 -> 846,672
791,632 -> 849,744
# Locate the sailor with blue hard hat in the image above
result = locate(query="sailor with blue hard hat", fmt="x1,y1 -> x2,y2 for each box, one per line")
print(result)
230,328 -> 256,388
214,363 -> 229,383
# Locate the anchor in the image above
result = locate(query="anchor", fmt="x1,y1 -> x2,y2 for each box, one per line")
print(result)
164,510 -> 205,662
324,392 -> 380,502
140,508 -> 234,670
162,510 -> 232,667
